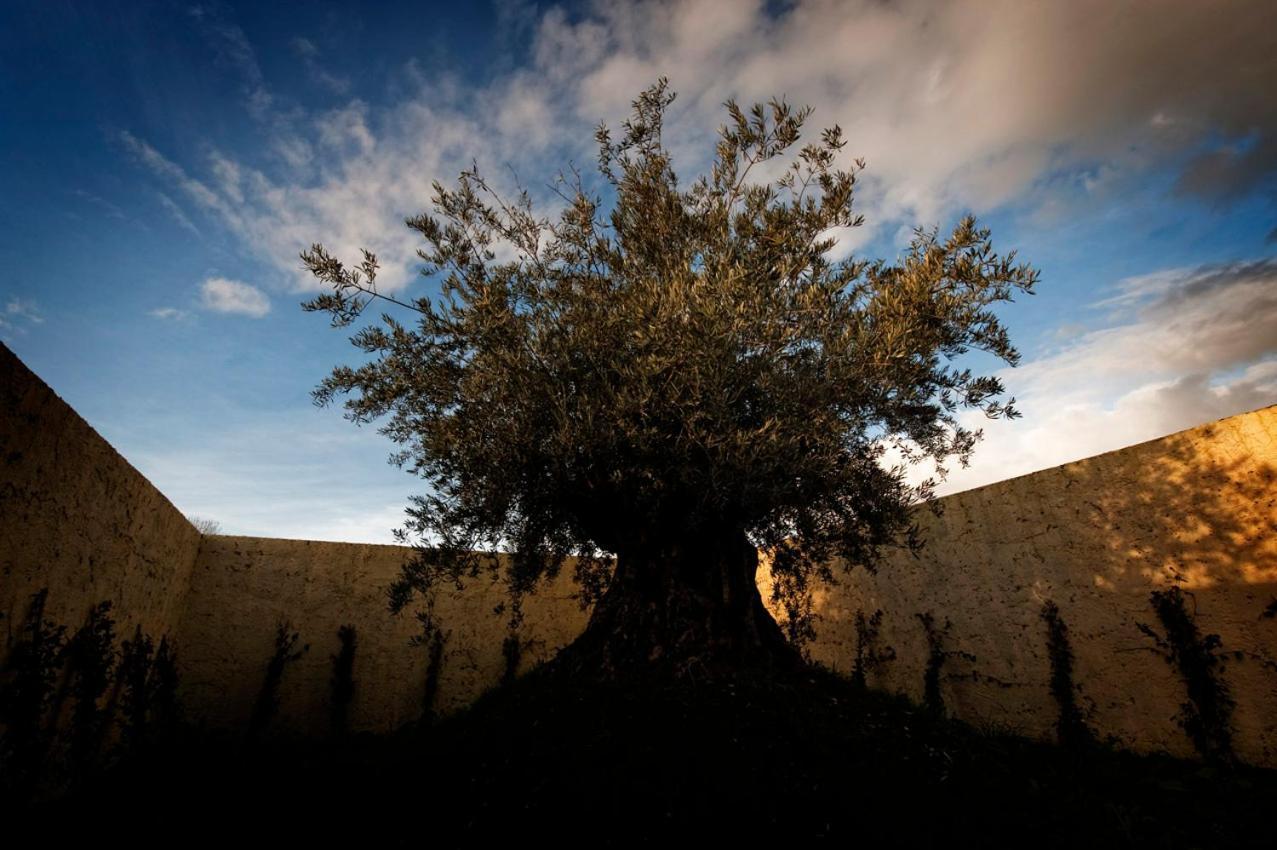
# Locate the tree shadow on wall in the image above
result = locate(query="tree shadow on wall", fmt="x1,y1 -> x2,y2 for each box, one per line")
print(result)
1069,421 -> 1276,593
1016,420 -> 1277,759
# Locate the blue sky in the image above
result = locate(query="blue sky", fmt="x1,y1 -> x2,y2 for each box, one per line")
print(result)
2,0 -> 1275,543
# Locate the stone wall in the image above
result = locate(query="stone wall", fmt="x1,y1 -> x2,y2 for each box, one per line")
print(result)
2,341 -> 1274,764
177,536 -> 587,735
794,406 -> 1277,765
0,343 -> 201,653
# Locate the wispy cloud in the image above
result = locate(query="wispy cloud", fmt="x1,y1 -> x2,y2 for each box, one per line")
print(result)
199,276 -> 270,317
291,36 -> 352,96
72,188 -> 128,220
119,412 -> 414,543
118,130 -> 237,222
155,192 -> 202,237
6,298 -> 44,324
188,4 -> 273,120
148,306 -> 191,321
0,297 -> 45,340
117,0 -> 1277,300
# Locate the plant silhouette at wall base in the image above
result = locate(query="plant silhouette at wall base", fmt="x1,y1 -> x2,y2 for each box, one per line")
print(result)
1039,600 -> 1094,750
329,625 -> 357,738
420,630 -> 448,724
851,609 -> 896,690
248,622 -> 308,742
301,78 -> 1037,678
501,633 -> 523,686
0,589 -> 67,792
115,628 -> 154,750
116,629 -> 180,754
1137,587 -> 1237,763
62,601 -> 117,770
150,637 -> 180,738
916,611 -> 975,716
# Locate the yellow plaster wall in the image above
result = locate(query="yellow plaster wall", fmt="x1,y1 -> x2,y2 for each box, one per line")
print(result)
794,406 -> 1277,765
3,341 -> 1274,764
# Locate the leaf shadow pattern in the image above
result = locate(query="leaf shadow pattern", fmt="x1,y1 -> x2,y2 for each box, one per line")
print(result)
851,608 -> 896,690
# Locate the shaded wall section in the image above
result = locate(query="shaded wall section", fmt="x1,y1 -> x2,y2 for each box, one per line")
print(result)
797,406 -> 1277,765
0,343 -> 201,650
177,536 -> 588,734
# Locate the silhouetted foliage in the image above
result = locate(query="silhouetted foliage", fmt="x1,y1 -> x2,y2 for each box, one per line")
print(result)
1137,587 -> 1236,762
850,608 -> 895,690
150,637 -> 180,739
330,625 -> 357,737
916,611 -> 975,715
115,628 -> 177,750
248,622 -> 308,741
1039,600 -> 1093,749
115,627 -> 153,750
301,78 -> 1036,673
35,665 -> 1277,847
0,589 -> 67,790
771,568 -> 818,651
62,601 -> 117,768
187,515 -> 221,535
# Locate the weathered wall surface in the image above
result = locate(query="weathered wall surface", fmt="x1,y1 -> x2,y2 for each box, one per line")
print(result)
177,536 -> 588,734
2,340 -> 1273,765
0,343 -> 201,651
797,406 -> 1277,765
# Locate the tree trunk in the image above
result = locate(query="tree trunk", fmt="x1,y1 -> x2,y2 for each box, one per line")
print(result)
555,527 -> 801,678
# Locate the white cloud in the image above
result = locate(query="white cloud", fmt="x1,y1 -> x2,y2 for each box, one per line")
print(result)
6,298 -> 44,324
316,101 -> 375,155
116,0 -> 1277,302
199,277 -> 271,318
0,298 -> 44,345
931,260 -> 1277,493
119,131 -> 240,226
551,0 -> 1277,218
93,2 -> 1277,542
116,411 -> 415,544
0,297 -> 44,340
148,307 -> 190,321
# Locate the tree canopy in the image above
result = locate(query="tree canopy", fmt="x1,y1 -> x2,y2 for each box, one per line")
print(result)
301,79 -> 1037,672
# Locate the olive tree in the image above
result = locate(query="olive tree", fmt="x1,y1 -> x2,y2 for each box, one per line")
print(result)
301,80 -> 1037,675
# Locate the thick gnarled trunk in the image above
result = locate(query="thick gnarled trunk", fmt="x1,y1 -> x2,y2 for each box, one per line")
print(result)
557,528 -> 800,677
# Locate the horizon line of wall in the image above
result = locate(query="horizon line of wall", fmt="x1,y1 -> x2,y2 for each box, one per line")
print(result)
3,341 -> 1275,765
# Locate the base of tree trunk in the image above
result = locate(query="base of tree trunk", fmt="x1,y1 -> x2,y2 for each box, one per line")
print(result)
550,530 -> 802,679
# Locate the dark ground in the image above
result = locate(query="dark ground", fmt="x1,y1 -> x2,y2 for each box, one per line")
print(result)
12,664 -> 1277,848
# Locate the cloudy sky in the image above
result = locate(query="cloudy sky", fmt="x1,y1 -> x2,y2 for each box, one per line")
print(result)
2,0 -> 1274,543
